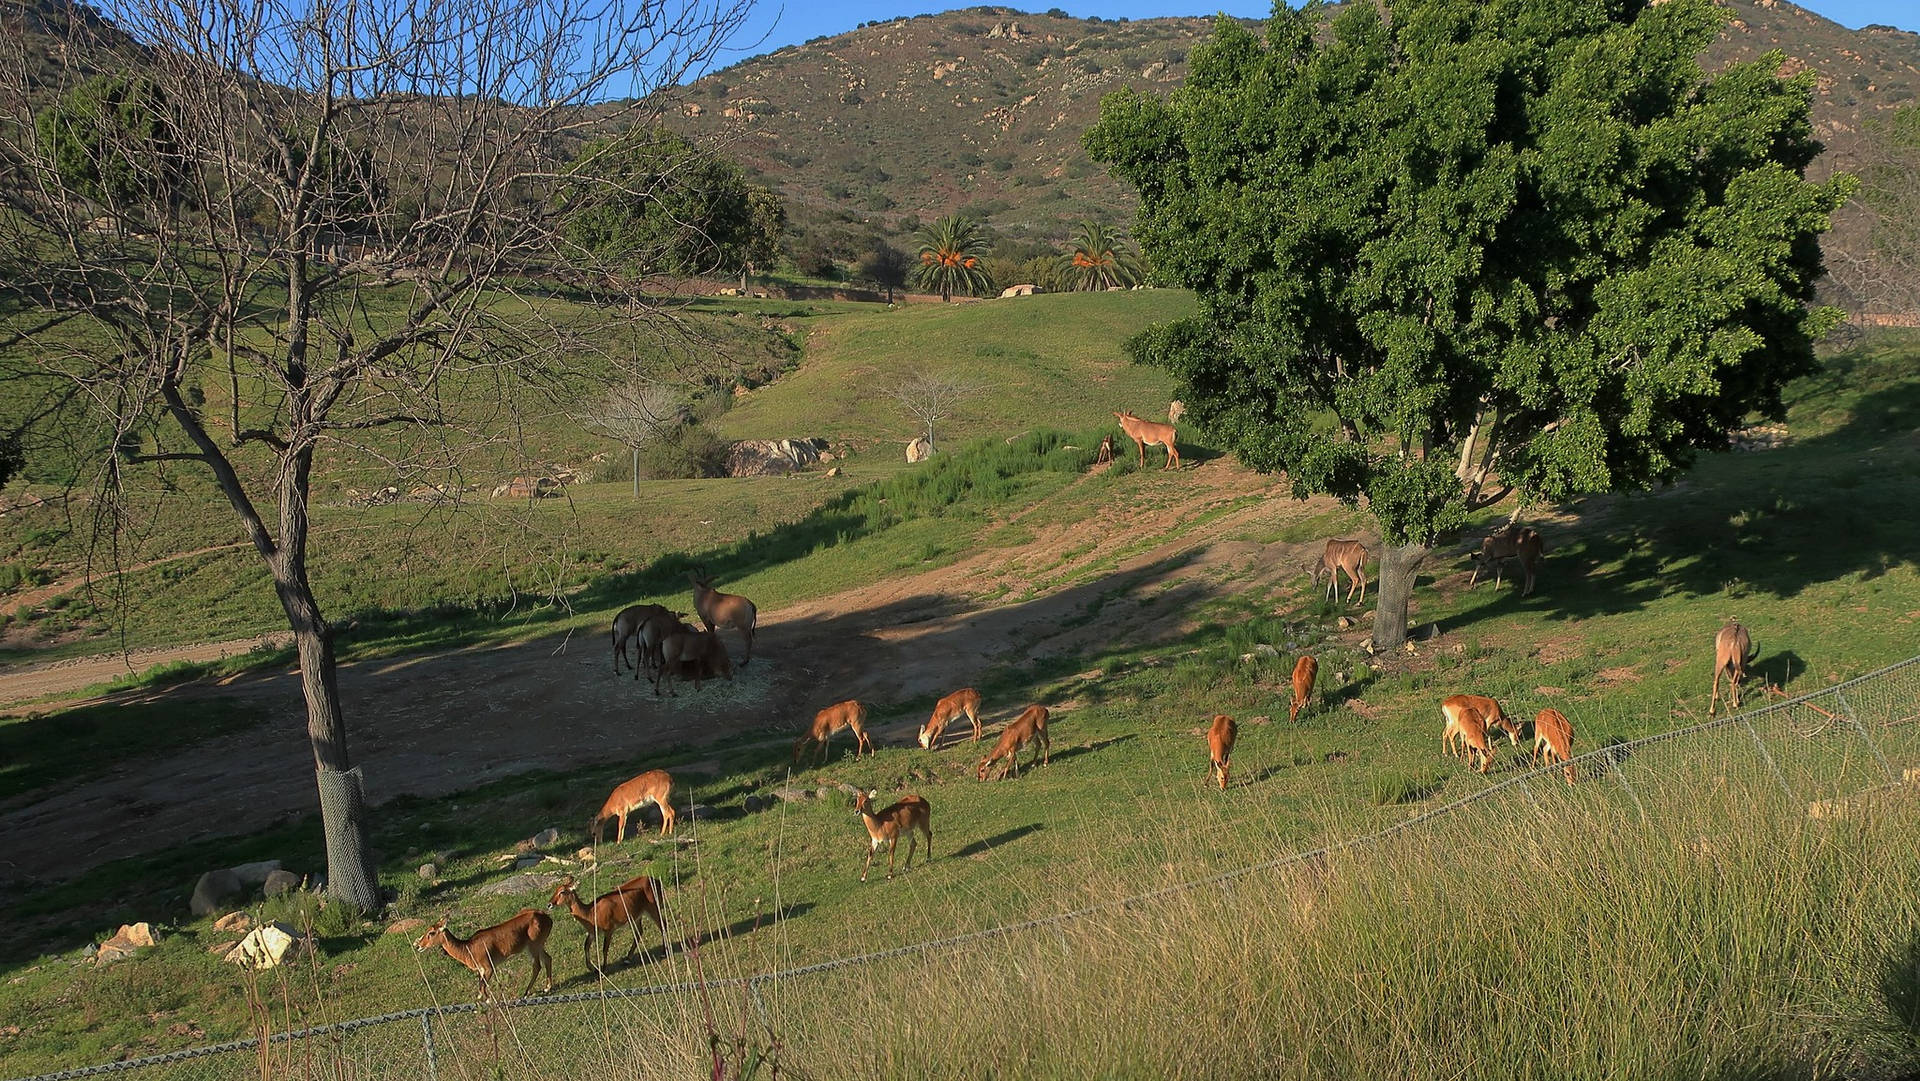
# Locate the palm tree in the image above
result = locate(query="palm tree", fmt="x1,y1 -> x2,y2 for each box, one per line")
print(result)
913,215 -> 993,301
1057,220 -> 1145,291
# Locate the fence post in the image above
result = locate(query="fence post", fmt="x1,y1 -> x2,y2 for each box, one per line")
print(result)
1833,689 -> 1898,783
421,1011 -> 439,1081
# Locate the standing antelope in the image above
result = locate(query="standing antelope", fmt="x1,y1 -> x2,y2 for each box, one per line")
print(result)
414,911 -> 554,1000
592,769 -> 675,843
1313,539 -> 1369,605
854,789 -> 933,881
1532,708 -> 1576,785
918,688 -> 984,749
1206,714 -> 1237,791
611,603 -> 674,676
977,705 -> 1051,780
1469,525 -> 1545,597
1289,655 -> 1318,723
1708,619 -> 1761,717
550,873 -> 667,973
794,700 -> 875,765
1112,411 -> 1181,471
1440,694 -> 1516,773
689,571 -> 757,666
636,609 -> 692,681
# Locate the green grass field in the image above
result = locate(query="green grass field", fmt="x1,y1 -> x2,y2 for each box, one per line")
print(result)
0,306 -> 1916,1077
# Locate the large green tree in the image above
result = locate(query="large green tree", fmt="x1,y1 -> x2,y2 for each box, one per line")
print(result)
563,130 -> 758,280
1088,0 -> 1850,649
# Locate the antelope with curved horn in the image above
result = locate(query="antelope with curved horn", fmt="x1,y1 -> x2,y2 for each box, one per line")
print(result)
689,570 -> 757,666
918,688 -> 983,749
1112,411 -> 1181,470
1708,619 -> 1760,717
794,700 -> 875,765
414,910 -> 554,1000
977,705 -> 1050,781
1289,655 -> 1318,723
854,789 -> 932,881
1206,714 -> 1236,791
550,873 -> 667,973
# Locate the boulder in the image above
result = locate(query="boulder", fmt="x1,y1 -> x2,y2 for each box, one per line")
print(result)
477,871 -> 548,897
491,476 -> 562,500
229,860 -> 283,886
515,827 -> 562,853
825,466 -> 842,478
94,923 -> 157,965
190,869 -> 247,918
1168,400 -> 1187,423
224,923 -> 303,970
213,912 -> 252,933
998,283 -> 1037,298
262,869 -> 302,898
385,918 -> 427,936
906,437 -> 933,463
771,787 -> 815,804
417,863 -> 438,880
723,438 -> 828,478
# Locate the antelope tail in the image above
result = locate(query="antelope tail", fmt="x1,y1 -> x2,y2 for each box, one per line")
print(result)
1745,638 -> 1761,665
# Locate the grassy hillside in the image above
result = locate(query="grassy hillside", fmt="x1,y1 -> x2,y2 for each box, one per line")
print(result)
0,317 -> 1915,1074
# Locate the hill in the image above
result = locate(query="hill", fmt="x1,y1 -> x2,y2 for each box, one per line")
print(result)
660,2 -> 1920,304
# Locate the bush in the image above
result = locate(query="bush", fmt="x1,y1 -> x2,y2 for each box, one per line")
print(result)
637,424 -> 730,480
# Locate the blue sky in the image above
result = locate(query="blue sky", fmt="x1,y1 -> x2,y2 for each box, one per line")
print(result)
704,0 -> 1920,74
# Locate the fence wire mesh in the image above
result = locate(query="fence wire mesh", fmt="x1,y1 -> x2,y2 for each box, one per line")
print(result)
11,655 -> 1919,1081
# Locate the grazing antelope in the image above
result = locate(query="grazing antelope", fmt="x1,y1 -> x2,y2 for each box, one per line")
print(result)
1708,619 -> 1761,717
652,627 -> 733,697
550,873 -> 667,973
977,705 -> 1051,780
1533,708 -> 1576,785
592,769 -> 675,843
794,700 -> 875,765
1289,655 -> 1318,722
853,789 -> 933,881
414,911 -> 554,1000
689,571 -> 758,666
1442,693 -> 1519,749
611,603 -> 674,676
1469,525 -> 1545,597
1313,539 -> 1369,605
1112,410 -> 1181,470
1440,700 -> 1496,774
1206,714 -> 1237,790
918,688 -> 984,749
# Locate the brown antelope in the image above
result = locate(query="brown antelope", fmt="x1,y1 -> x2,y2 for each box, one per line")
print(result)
1708,619 -> 1760,716
611,603 -> 674,676
1442,693 -> 1519,749
414,910 -> 554,1000
652,627 -> 733,697
977,705 -> 1051,780
1313,539 -> 1368,605
1469,525 -> 1545,596
918,688 -> 984,749
1440,700 -> 1496,774
1289,655 -> 1318,722
794,700 -> 875,765
591,769 -> 675,843
854,789 -> 933,881
1206,714 -> 1237,790
1532,708 -> 1576,785
689,571 -> 757,666
1112,410 -> 1181,470
636,609 -> 693,680
550,873 -> 667,973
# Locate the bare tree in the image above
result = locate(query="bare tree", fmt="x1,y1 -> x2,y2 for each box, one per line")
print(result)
884,372 -> 978,453
577,379 -> 689,496
0,0 -> 749,910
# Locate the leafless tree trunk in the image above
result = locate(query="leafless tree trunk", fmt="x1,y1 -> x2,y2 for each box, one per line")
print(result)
576,379 -> 689,496
884,372 -> 977,452
0,0 -> 749,911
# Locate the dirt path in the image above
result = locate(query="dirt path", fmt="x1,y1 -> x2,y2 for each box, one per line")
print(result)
0,461 -> 1318,891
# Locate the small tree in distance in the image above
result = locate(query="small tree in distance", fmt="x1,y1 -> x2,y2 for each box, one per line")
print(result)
1088,0 -> 1851,650
886,372 -> 978,454
578,380 -> 689,497
859,241 -> 913,302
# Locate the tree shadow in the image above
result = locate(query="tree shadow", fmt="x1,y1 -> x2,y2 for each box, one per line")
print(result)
1440,372 -> 1920,635
948,823 -> 1046,860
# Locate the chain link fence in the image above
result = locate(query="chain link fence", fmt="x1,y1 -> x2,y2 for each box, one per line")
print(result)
11,654 -> 1919,1081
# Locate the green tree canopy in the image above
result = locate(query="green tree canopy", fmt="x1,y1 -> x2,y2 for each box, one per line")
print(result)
1088,0 -> 1850,648
563,129 -> 754,277
1056,220 -> 1145,291
859,240 -> 913,302
34,74 -> 186,212
913,214 -> 994,301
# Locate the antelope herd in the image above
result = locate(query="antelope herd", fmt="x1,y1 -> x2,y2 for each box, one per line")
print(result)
416,417 -> 1777,999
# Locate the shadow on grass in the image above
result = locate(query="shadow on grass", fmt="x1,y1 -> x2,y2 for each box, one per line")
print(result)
948,823 -> 1046,860
1047,734 -> 1136,768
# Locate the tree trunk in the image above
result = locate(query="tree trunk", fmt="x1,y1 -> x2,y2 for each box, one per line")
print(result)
631,445 -> 639,499
1371,542 -> 1430,652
